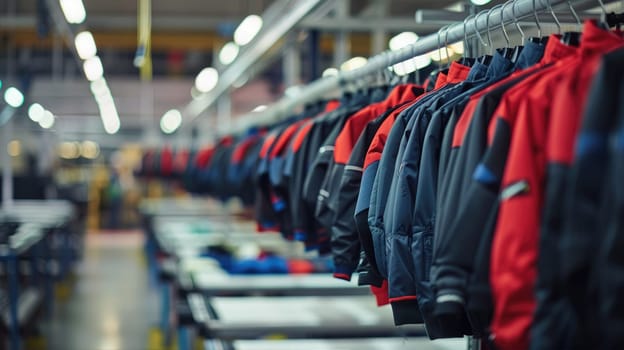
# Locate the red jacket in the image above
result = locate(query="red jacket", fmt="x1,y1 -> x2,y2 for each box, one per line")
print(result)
490,21 -> 624,350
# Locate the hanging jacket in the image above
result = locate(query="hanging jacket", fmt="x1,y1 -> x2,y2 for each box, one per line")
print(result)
255,131 -> 282,232
318,85 -> 420,247
366,61 -> 472,281
381,62 -> 486,326
353,101 -> 419,286
430,37 -> 577,338
490,22 -> 624,350
543,27 -> 624,350
323,85 -> 423,279
594,49 -> 624,350
431,40 -> 547,327
291,102 -> 364,249
328,85 -> 421,280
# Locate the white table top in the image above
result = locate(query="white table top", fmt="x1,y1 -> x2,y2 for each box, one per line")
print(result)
191,272 -> 367,296
230,338 -> 467,350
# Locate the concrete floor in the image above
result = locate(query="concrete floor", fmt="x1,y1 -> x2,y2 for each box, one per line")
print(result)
43,231 -> 159,350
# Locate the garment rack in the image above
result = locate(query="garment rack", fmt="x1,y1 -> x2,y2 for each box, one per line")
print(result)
227,0 -> 609,135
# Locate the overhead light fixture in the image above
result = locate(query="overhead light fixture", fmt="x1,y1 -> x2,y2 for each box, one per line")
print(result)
59,0 -> 86,24
219,42 -> 240,65
75,31 -> 97,60
80,140 -> 100,159
83,56 -> 104,82
449,42 -> 464,55
4,87 -> 24,108
389,32 -> 419,51
28,103 -> 45,122
160,109 -> 182,134
340,57 -> 368,72
322,68 -> 339,78
90,77 -> 110,98
39,110 -> 55,129
195,67 -> 219,93
252,105 -> 267,112
470,0 -> 492,5
428,47 -> 455,62
7,140 -> 21,157
234,14 -> 263,46
392,54 -> 432,76
97,96 -> 120,134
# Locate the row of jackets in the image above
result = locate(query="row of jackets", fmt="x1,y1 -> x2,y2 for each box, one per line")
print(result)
137,20 -> 624,350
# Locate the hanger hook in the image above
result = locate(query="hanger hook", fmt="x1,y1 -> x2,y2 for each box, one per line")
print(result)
532,0 -> 542,37
500,2 -> 511,46
544,0 -> 561,34
512,0 -> 526,43
444,24 -> 452,68
486,6 -> 499,55
463,14 -> 476,58
567,0 -> 581,28
597,0 -> 608,24
474,11 -> 488,50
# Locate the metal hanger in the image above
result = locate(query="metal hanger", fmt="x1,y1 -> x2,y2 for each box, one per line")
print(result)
597,0 -> 607,25
512,0 -> 526,44
562,0 -> 582,46
500,2 -> 512,47
544,0 -> 561,34
474,11 -> 489,54
463,14 -> 476,58
533,0 -> 542,37
568,0 -> 582,27
485,6 -> 498,55
437,24 -> 450,70
443,24 -> 452,69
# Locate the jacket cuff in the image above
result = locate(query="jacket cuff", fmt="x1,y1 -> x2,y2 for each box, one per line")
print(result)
390,298 -> 422,325
333,265 -> 355,281
357,270 -> 384,287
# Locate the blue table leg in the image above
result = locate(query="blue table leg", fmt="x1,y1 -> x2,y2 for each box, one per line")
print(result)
8,255 -> 21,350
160,283 -> 171,346
178,325 -> 191,350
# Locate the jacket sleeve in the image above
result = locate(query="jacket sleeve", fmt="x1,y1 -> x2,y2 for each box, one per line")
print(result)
330,126 -> 374,280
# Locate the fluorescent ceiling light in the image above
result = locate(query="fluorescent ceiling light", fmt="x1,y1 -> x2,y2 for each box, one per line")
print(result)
4,87 -> 24,108
389,32 -> 419,51
234,14 -> 263,46
39,110 -> 55,129
340,57 -> 368,72
80,140 -> 100,159
59,0 -> 86,24
75,31 -> 97,60
83,56 -> 104,82
219,42 -> 240,65
28,103 -> 45,122
160,109 -> 182,134
252,105 -> 267,112
322,68 -> 339,77
470,0 -> 492,5
195,67 -> 219,93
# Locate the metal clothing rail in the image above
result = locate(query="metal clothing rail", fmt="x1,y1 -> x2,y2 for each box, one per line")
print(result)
225,0 -> 600,135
